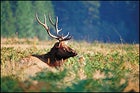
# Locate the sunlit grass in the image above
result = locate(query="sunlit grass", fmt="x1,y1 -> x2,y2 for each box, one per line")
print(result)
1,38 -> 139,92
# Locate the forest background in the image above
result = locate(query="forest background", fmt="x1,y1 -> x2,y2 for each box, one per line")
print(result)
1,1 -> 139,43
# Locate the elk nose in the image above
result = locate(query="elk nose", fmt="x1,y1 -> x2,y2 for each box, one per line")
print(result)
74,52 -> 77,56
73,50 -> 77,56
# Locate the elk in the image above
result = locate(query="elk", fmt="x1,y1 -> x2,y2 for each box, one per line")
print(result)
33,13 -> 77,67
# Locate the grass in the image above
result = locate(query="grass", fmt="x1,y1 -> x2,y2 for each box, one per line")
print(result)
1,38 -> 139,92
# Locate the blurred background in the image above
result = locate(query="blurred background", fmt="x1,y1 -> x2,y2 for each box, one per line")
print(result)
1,1 -> 139,43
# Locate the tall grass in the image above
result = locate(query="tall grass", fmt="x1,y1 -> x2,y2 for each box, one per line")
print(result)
1,38 -> 139,92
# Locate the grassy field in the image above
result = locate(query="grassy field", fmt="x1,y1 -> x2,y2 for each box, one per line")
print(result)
1,38 -> 139,92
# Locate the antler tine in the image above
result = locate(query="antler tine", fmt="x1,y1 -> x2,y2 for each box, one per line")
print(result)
48,14 -> 62,35
61,33 -> 72,41
35,13 -> 59,40
48,14 -> 55,25
36,13 -> 44,26
63,32 -> 69,38
62,35 -> 72,41
44,14 -> 47,25
56,16 -> 62,33
48,14 -> 72,41
36,13 -> 72,42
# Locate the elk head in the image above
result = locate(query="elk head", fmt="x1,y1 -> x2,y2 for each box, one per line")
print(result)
35,13 -> 77,67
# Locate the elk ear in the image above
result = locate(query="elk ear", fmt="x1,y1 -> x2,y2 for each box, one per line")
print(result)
55,42 -> 62,49
58,42 -> 63,48
58,42 -> 66,49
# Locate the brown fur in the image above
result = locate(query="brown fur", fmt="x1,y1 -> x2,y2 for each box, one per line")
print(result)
32,41 -> 77,67
34,14 -> 77,67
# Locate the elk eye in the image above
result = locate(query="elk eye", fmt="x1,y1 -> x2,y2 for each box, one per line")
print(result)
63,48 -> 66,51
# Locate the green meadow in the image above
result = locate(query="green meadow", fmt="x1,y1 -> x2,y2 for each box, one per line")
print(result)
1,38 -> 139,92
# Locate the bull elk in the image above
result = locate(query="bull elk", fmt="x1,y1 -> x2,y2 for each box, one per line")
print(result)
33,13 -> 77,67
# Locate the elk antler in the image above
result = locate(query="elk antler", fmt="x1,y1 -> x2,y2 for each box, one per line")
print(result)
36,13 -> 72,41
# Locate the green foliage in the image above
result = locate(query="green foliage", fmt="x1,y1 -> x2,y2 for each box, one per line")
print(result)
15,1 -> 33,38
1,1 -> 16,37
1,47 -> 37,63
1,39 -> 139,92
1,76 -> 23,92
1,1 -> 54,40
53,1 -> 139,43
1,1 -> 139,43
32,1 -> 55,40
65,78 -> 127,92
31,69 -> 67,82
65,79 -> 101,92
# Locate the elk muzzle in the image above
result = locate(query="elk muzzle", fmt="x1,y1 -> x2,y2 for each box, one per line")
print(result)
53,42 -> 77,60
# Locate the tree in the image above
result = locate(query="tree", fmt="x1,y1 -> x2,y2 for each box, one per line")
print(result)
1,1 -> 15,38
15,1 -> 34,38
52,1 -> 101,41
32,1 -> 55,40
